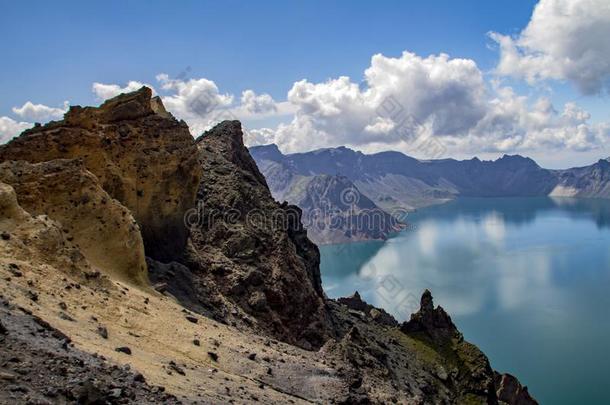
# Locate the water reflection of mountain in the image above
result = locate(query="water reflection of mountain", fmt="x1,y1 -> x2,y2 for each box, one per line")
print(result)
408,197 -> 610,229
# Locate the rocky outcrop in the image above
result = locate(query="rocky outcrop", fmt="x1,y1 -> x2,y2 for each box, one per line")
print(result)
0,87 -> 201,261
495,372 -> 539,405
396,291 -> 499,404
401,289 -> 461,344
0,159 -> 147,287
181,121 -> 330,349
337,291 -> 397,326
326,290 -> 535,404
0,181 -> 93,281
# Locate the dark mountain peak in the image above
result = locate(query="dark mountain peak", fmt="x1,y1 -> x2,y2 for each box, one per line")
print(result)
597,158 -> 610,166
310,145 -> 360,157
420,289 -> 434,312
496,154 -> 539,168
249,143 -> 284,162
197,120 -> 268,187
188,120 -> 329,348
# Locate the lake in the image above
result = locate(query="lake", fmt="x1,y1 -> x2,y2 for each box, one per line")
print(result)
320,197 -> 610,405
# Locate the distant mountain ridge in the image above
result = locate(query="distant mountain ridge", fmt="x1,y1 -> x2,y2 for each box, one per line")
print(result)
251,144 -> 610,242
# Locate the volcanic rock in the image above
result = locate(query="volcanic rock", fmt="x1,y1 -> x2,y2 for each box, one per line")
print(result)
401,289 -> 460,343
182,120 -> 330,349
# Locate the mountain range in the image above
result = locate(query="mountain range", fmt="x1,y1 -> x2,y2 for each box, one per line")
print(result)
251,144 -> 610,243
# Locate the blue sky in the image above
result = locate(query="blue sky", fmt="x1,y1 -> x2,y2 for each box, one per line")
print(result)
1,0 -> 609,168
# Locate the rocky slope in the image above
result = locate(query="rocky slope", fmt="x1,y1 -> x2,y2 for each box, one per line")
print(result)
297,175 -> 406,244
0,87 -> 201,261
551,158 -> 610,198
0,90 -> 537,404
251,144 -> 610,220
178,121 -> 330,349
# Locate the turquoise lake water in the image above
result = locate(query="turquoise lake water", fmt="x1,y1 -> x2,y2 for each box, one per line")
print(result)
319,197 -> 610,405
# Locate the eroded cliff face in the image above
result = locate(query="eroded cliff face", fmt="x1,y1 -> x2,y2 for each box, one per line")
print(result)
180,121 -> 330,349
0,87 -> 201,261
0,159 -> 148,287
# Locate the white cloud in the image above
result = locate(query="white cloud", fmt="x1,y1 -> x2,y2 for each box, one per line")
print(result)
0,116 -> 33,144
156,74 -> 233,116
240,90 -> 277,114
92,81 -> 154,100
244,127 -> 276,146
154,74 -> 234,135
269,52 -> 489,153
250,51 -> 609,156
490,0 -> 610,94
12,101 -> 68,122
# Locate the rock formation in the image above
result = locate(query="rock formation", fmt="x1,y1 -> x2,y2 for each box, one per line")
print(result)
0,181 -> 93,282
0,87 -> 201,261
181,121 -> 330,349
0,159 -> 147,286
401,289 -> 461,343
494,372 -> 539,405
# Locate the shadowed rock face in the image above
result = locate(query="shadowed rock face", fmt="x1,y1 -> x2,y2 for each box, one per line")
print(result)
0,87 -> 201,261
182,121 -> 330,349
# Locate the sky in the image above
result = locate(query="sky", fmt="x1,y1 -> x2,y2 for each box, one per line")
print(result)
1,0 -> 609,168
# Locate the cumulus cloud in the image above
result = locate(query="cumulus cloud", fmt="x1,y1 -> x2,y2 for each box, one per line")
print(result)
92,81 -> 154,100
244,127 -> 277,146
0,116 -> 32,144
240,90 -> 277,114
251,51 -> 609,156
154,74 -> 235,134
12,101 -> 68,122
490,0 -> 610,94
454,84 -> 609,152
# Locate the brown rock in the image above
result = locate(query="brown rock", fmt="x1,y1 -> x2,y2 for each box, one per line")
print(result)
0,87 -> 201,261
0,159 -> 148,286
494,372 -> 539,405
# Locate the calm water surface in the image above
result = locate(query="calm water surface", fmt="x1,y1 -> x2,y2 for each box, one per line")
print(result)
320,197 -> 610,405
